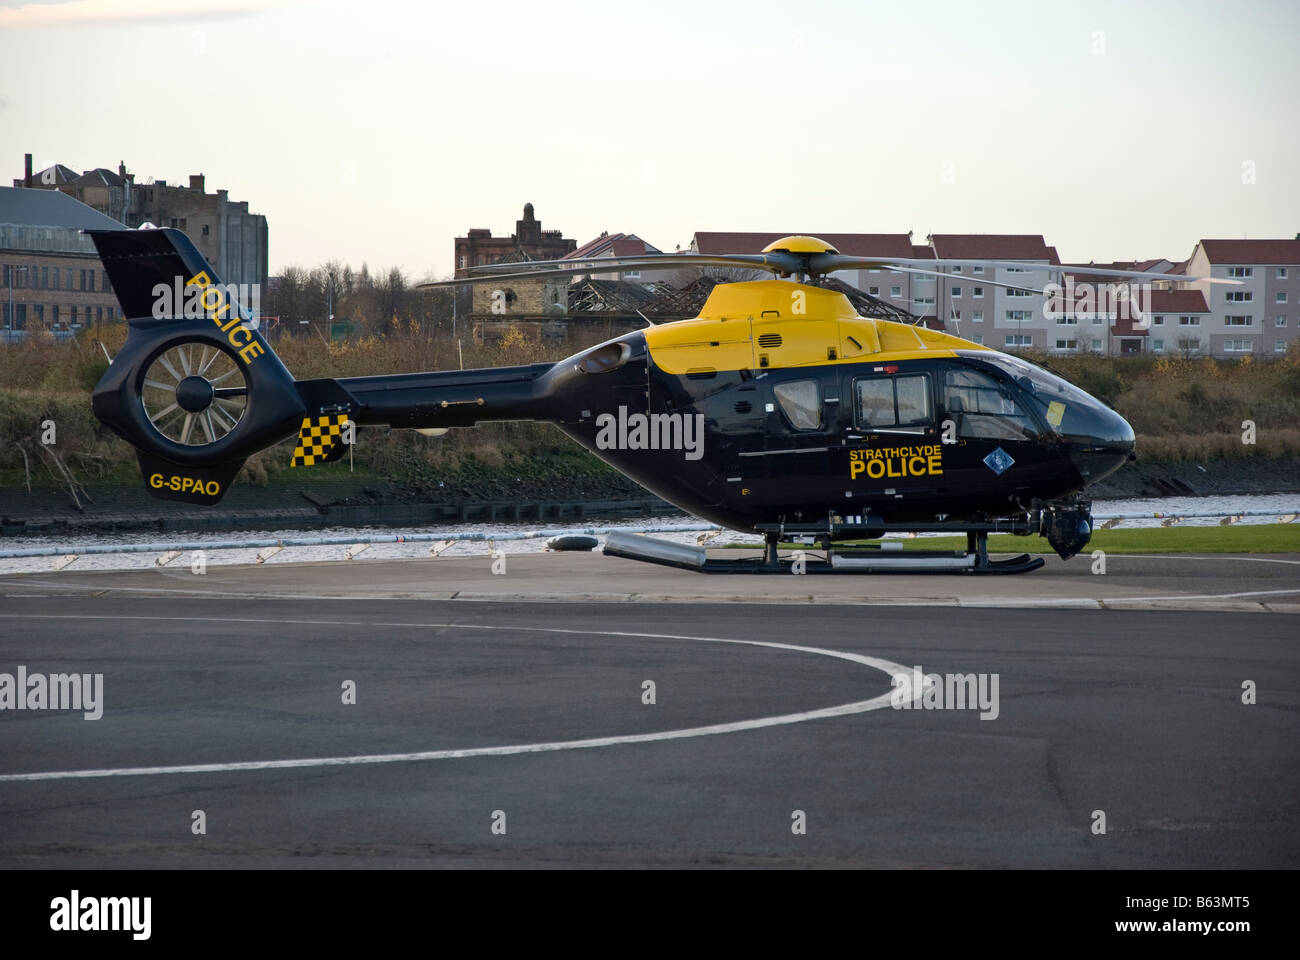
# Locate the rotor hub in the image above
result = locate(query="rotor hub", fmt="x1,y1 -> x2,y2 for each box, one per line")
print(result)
176,375 -> 215,413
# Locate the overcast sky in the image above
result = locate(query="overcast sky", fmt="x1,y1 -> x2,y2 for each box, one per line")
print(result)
2,0 -> 1297,279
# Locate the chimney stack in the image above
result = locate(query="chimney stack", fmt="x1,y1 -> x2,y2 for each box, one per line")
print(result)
189,173 -> 205,192
24,153 -> 32,188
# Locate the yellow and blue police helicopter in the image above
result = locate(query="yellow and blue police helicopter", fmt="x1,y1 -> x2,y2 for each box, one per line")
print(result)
85,229 -> 1216,574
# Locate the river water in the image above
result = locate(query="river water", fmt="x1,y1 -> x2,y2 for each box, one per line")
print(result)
0,493 -> 1295,575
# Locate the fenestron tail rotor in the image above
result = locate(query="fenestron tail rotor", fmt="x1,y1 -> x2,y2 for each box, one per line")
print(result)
140,341 -> 249,447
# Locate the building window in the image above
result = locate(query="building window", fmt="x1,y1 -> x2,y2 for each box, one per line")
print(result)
1276,316 -> 1288,327
973,286 -> 984,298
971,334 -> 983,344
890,285 -> 901,298
972,310 -> 983,322
1055,338 -> 1077,350
1005,334 -> 1032,348
1277,292 -> 1287,303
952,266 -> 962,274
1005,310 -> 1033,323
1225,315 -> 1253,326
622,270 -> 640,279
1225,291 -> 1252,303
1090,339 -> 1102,351
951,286 -> 961,297
868,285 -> 880,295
1223,339 -> 1253,352
202,225 -> 210,236
458,256 -> 467,270
973,266 -> 984,274
1277,340 -> 1288,353
40,267 -> 48,289
1227,267 -> 1252,278
1153,339 -> 1164,352
70,306 -> 77,324
1056,316 -> 1078,325
1007,288 -> 1032,298
1276,268 -> 1287,279
1153,315 -> 1164,325
1178,315 -> 1200,326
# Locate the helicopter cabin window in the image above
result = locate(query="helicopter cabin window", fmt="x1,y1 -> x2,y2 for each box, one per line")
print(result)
854,374 -> 933,433
773,379 -> 822,431
943,368 -> 1036,442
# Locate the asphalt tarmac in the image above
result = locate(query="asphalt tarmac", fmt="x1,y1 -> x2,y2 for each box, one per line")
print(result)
0,552 -> 1296,867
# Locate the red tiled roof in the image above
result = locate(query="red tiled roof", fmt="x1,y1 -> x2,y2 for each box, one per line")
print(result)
1198,239 -> 1300,265
565,232 -> 660,260
611,235 -> 654,257
910,245 -> 935,259
1145,289 -> 1209,313
1062,260 -> 1175,283
691,232 -> 914,258
929,234 -> 1059,264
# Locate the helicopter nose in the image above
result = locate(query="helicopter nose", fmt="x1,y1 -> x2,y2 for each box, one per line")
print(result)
1067,405 -> 1135,485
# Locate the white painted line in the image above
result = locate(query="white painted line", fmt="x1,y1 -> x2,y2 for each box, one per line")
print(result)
1116,554 -> 1300,566
958,587 -> 1300,607
0,618 -> 919,784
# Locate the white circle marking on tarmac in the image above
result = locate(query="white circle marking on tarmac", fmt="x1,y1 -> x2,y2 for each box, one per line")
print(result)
0,615 -> 922,784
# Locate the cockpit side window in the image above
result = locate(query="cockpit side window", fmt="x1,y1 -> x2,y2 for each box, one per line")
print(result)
773,379 -> 822,431
854,373 -> 933,433
943,368 -> 1037,441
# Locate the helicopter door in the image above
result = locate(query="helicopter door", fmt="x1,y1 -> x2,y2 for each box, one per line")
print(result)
744,373 -> 837,512
937,364 -> 1040,498
833,367 -> 941,512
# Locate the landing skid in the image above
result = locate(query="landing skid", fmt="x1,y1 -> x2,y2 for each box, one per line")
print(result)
602,525 -> 1047,576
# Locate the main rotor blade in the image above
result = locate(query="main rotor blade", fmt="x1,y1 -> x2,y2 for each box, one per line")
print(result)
870,264 -> 1056,295
417,253 -> 800,288
811,253 -> 1236,286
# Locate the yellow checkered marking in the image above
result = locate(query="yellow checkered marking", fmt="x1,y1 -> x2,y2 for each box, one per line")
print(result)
290,414 -> 348,467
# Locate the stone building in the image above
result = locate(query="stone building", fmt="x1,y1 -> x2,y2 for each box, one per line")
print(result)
454,203 -> 576,278
15,154 -> 268,293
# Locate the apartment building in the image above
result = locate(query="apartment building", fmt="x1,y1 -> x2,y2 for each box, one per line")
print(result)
1184,239 -> 1300,357
928,235 -> 1061,349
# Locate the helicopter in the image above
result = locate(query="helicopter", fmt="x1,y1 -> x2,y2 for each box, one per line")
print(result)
84,229 -> 1228,575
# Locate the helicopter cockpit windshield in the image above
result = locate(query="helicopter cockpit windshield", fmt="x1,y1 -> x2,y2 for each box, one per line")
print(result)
971,351 -> 1134,448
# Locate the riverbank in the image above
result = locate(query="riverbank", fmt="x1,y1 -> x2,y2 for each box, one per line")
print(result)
2,451 -> 1296,537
